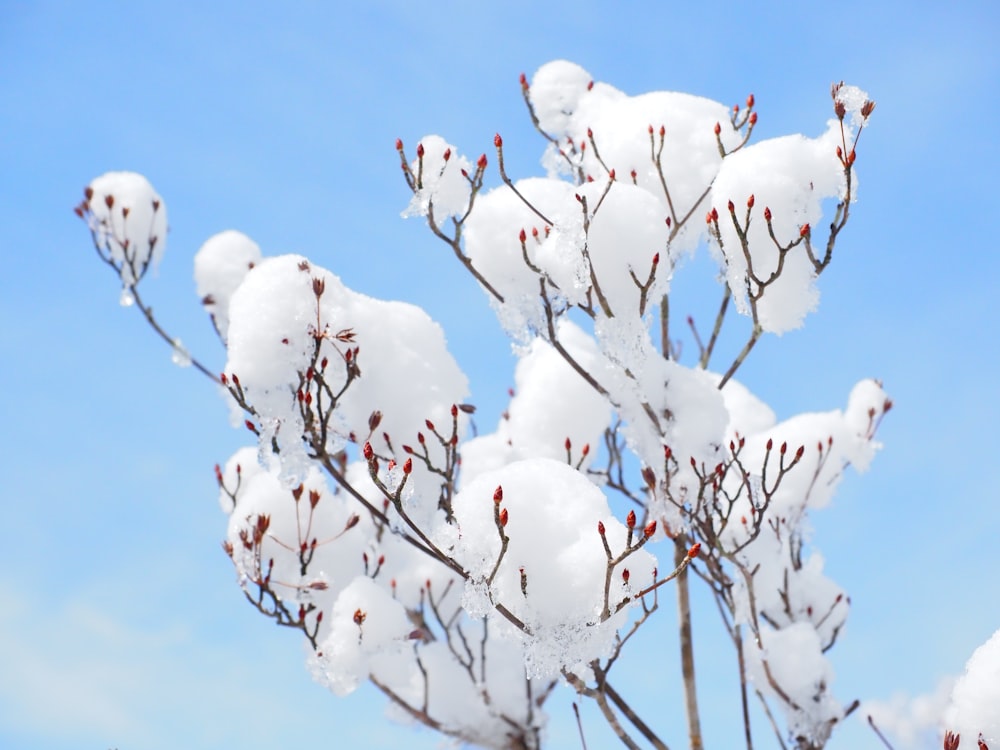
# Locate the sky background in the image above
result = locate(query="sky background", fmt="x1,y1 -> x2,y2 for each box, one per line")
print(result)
1,1 -> 998,749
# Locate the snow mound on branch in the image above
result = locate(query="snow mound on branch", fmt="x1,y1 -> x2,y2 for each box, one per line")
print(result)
86,171 -> 167,288
401,134 -> 474,220
749,622 -> 842,745
225,254 -> 469,511
945,627 -> 1000,745
460,319 -> 610,485
445,458 -> 656,678
527,60 -> 593,136
194,230 -> 262,342
710,124 -> 848,333
309,576 -> 413,697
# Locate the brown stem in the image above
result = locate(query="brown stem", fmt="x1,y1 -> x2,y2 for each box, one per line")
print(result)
675,540 -> 703,750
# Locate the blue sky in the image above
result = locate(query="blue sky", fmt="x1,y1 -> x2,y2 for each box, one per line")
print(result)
1,1 -> 998,748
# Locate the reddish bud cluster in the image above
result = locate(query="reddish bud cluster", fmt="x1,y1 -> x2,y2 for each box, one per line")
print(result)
626,510 -> 637,529
713,122 -> 721,136
622,568 -> 630,584
363,442 -> 374,461
493,485 -> 503,504
799,223 -> 811,237
643,521 -> 657,539
477,154 -> 488,169
494,133 -> 503,148
598,520 -> 606,536
749,112 -> 757,125
416,142 -> 425,158
353,608 -> 366,626
688,542 -> 701,558
746,93 -> 755,108
499,508 -> 509,527
747,194 -> 755,208
403,458 -> 413,475
763,206 -> 772,222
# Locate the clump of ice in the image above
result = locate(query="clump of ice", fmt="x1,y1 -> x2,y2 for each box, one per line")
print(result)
193,230 -> 262,342
86,171 -> 167,287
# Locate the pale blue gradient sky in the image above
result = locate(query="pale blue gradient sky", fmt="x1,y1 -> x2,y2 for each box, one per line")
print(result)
1,1 -> 998,748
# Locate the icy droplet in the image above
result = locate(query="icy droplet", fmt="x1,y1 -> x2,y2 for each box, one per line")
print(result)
171,339 -> 192,368
119,286 -> 135,307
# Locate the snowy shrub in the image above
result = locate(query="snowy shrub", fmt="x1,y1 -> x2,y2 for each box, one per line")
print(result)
77,60 -> 992,750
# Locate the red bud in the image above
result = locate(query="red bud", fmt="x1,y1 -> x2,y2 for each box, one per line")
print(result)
598,521 -> 606,536
494,133 -> 503,148
499,508 -> 508,526
493,485 -> 503,504
622,568 -> 630,583
363,442 -> 374,460
477,153 -> 487,169
714,122 -> 721,136
688,543 -> 701,558
395,138 -> 403,150
626,510 -> 636,529
403,458 -> 412,474
643,521 -> 657,539
747,194 -> 755,208
416,142 -> 424,158
746,93 -> 755,108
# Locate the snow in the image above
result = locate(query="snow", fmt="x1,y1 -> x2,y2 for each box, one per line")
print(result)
944,627 -> 1000,745
193,230 -> 262,342
86,171 -> 167,288
81,57 -> 897,750
444,458 -> 656,678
